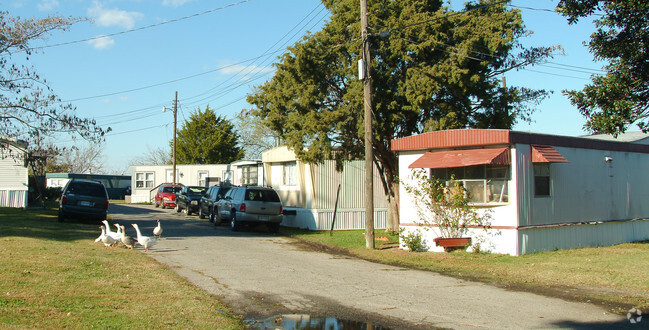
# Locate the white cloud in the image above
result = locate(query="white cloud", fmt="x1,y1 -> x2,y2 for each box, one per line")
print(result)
88,2 -> 143,29
37,0 -> 59,11
88,35 -> 115,50
162,0 -> 193,7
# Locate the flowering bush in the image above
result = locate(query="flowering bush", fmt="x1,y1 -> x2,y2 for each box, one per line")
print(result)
402,169 -> 492,239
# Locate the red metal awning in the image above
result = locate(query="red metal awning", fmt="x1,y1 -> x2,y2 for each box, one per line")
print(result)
532,145 -> 568,163
409,147 -> 510,169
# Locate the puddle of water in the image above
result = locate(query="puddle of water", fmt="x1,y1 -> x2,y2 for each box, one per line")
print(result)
246,314 -> 388,329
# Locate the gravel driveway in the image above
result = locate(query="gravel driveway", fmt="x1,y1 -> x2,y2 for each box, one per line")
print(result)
109,203 -> 632,329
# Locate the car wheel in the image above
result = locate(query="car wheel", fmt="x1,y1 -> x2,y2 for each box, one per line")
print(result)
198,208 -> 205,219
208,210 -> 214,223
161,203 -> 166,209
186,208 -> 191,216
230,212 -> 240,232
215,211 -> 223,226
154,201 -> 159,208
57,209 -> 64,222
175,204 -> 181,213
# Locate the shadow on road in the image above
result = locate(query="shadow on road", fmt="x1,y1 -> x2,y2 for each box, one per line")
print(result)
108,203 -> 282,240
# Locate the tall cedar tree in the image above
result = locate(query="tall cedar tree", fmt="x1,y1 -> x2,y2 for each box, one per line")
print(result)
0,12 -> 108,153
247,0 -> 554,230
174,106 -> 244,164
558,0 -> 649,135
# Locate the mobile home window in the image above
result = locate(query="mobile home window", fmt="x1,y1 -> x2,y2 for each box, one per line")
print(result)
283,161 -> 297,186
241,166 -> 258,186
534,164 -> 551,197
429,165 -> 510,204
135,172 -> 154,189
198,171 -> 208,187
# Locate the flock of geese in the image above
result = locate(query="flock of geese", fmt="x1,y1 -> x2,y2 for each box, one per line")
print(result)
95,219 -> 162,252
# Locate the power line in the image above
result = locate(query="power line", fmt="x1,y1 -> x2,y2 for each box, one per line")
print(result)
34,0 -> 252,50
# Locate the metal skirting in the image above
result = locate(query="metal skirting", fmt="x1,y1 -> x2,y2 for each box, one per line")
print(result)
282,208 -> 388,231
0,190 -> 27,208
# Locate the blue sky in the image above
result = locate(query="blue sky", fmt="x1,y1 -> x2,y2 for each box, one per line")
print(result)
9,0 -> 602,174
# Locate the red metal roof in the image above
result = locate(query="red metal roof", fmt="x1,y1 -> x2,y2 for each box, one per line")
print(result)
409,147 -> 510,169
391,129 -> 649,154
532,145 -> 569,163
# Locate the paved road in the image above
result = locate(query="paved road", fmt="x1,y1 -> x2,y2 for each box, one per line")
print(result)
109,203 -> 633,329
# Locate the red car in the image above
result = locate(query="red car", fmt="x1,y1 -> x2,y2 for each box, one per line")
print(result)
155,184 -> 182,209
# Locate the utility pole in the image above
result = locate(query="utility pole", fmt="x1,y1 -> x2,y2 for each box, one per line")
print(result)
360,0 -> 375,249
173,91 -> 178,184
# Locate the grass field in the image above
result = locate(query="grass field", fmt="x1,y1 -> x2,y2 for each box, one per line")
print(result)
0,207 -> 243,328
283,228 -> 649,314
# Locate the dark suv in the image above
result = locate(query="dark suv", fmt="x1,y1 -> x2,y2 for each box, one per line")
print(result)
58,179 -> 109,222
198,185 -> 232,223
216,186 -> 283,233
175,185 -> 207,215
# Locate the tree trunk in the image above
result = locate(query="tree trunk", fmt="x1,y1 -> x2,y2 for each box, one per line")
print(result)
374,140 -> 400,232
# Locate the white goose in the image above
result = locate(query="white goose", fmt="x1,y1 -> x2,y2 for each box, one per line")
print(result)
102,220 -> 121,244
99,226 -> 117,247
120,225 -> 136,249
131,223 -> 157,252
153,219 -> 163,239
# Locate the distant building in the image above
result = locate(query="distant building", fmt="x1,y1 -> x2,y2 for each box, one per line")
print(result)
46,173 -> 131,199
127,161 -> 264,203
0,137 -> 28,208
393,129 -> 649,255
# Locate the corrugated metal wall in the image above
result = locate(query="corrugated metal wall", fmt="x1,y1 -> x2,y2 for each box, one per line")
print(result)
282,207 -> 388,230
520,145 -> 649,225
312,159 -> 389,209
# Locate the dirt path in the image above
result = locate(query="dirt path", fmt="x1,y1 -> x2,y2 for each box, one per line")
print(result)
110,203 -> 633,329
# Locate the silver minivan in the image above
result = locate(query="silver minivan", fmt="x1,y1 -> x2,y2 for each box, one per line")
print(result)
217,186 -> 283,233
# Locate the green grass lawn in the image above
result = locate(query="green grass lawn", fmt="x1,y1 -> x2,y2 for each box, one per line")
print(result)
0,207 -> 243,329
282,228 -> 649,314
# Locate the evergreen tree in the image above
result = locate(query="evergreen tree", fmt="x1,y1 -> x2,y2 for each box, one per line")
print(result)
174,106 -> 244,164
558,0 -> 649,135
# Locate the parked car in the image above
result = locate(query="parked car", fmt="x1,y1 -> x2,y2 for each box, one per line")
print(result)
215,186 -> 283,233
155,184 -> 182,209
58,179 -> 109,222
175,185 -> 207,215
198,185 -> 233,222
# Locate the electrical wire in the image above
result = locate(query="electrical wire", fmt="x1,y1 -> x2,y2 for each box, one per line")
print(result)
33,0 -> 252,50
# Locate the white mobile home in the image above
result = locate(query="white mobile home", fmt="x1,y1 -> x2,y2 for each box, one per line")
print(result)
394,129 -> 649,255
262,146 -> 388,230
0,138 -> 28,208
127,161 -> 263,203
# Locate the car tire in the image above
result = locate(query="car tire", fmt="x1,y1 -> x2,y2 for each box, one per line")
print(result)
230,212 -> 240,232
161,203 -> 166,209
154,201 -> 159,208
175,204 -> 181,213
198,208 -> 206,219
186,208 -> 191,216
57,209 -> 64,222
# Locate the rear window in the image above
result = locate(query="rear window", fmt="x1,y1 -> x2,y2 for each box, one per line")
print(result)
68,182 -> 106,197
244,189 -> 280,202
216,187 -> 231,199
163,186 -> 181,193
187,187 -> 207,196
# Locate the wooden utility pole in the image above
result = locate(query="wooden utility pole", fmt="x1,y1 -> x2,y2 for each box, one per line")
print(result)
360,0 -> 375,249
173,91 -> 178,184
